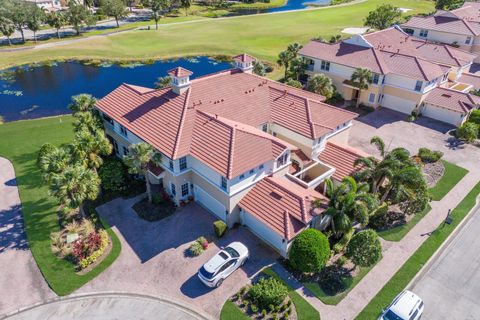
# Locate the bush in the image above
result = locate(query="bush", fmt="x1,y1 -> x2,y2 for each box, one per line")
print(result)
37,143 -> 56,166
98,157 -> 127,194
418,148 -> 443,163
469,109 -> 480,125
152,193 -> 164,205
248,277 -> 288,310
197,236 -> 209,249
336,255 -> 347,267
213,220 -> 228,237
261,309 -> 267,317
289,229 -> 330,273
318,265 -> 348,295
346,229 -> 382,268
457,122 -> 479,142
251,304 -> 258,313
188,241 -> 204,256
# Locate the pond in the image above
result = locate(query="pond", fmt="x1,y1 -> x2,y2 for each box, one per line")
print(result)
265,0 -> 331,12
0,57 -> 232,122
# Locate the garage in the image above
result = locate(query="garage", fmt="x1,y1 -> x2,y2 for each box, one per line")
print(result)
381,94 -> 417,114
193,185 -> 226,221
421,103 -> 465,126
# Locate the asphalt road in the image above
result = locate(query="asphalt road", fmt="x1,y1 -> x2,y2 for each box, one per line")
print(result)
412,205 -> 480,320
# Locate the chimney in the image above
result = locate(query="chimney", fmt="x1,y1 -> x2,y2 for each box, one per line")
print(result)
167,67 -> 193,95
233,53 -> 256,73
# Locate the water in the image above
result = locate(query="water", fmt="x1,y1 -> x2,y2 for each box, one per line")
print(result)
265,0 -> 330,12
0,57 -> 232,122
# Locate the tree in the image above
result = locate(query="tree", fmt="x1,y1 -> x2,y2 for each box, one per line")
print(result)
155,76 -> 172,89
0,16 -> 15,45
457,122 -> 478,142
123,142 -> 162,203
69,93 -> 97,114
288,57 -> 307,81
26,5 -> 46,44
47,11 -> 66,39
74,128 -> 112,173
364,4 -> 401,30
252,61 -> 266,76
145,0 -> 170,30
125,0 -> 135,11
38,144 -> 72,182
277,50 -> 293,80
289,229 -> 330,273
435,0 -> 464,10
180,0 -> 191,16
469,110 -> 480,125
67,3 -> 96,36
346,229 -> 382,268
307,74 -> 335,99
3,0 -> 30,43
286,42 -> 303,56
350,68 -> 372,107
284,78 -> 302,88
100,0 -> 127,28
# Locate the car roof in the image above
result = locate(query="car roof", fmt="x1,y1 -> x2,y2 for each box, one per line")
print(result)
203,250 -> 230,274
390,290 -> 423,319
227,242 -> 248,255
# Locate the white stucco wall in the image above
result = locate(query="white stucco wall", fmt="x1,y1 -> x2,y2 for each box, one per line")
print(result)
421,103 -> 467,126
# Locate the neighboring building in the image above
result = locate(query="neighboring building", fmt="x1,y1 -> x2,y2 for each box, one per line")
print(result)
401,2 -> 480,62
96,54 -> 362,257
299,26 -> 479,126
25,0 -> 62,11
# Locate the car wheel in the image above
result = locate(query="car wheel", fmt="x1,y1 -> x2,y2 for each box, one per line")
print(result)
216,279 -> 224,287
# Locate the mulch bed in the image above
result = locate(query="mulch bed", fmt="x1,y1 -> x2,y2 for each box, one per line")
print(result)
422,161 -> 445,188
132,197 -> 176,222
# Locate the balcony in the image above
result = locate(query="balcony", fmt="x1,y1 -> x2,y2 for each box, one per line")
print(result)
444,82 -> 472,93
286,160 -> 335,189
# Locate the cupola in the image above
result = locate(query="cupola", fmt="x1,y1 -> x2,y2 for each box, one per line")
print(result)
167,67 -> 193,95
233,53 -> 256,73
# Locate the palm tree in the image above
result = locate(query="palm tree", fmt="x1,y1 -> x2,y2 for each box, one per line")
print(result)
350,68 -> 372,107
123,143 -> 162,203
277,50 -> 293,80
38,145 -> 72,182
69,94 -> 97,114
72,110 -> 103,134
74,128 -> 112,173
287,42 -> 303,56
155,76 -> 172,89
289,57 -> 307,81
307,74 -> 335,99
181,0 -> 191,16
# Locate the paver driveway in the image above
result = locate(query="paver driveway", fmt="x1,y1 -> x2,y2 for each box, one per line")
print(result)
77,195 -> 278,319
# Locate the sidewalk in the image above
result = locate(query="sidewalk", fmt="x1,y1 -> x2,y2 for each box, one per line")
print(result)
271,169 -> 480,320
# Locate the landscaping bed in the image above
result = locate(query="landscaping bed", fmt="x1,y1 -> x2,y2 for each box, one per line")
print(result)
428,160 -> 468,201
132,193 -> 176,222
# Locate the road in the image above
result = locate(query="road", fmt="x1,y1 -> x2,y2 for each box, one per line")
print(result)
411,205 -> 480,320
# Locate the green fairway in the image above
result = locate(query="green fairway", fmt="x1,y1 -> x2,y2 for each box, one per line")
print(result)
0,0 -> 434,70
0,116 -> 121,295
429,160 -> 468,201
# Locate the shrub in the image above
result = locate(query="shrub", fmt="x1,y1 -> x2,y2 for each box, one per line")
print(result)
336,255 -> 347,267
213,220 -> 228,237
248,277 -> 288,310
98,157 -> 127,194
457,122 -> 479,142
243,300 -> 249,308
272,314 -> 278,320
37,143 -> 56,166
318,265 -> 348,295
197,236 -> 208,249
289,229 -> 330,273
469,109 -> 480,125
346,229 -> 382,268
261,309 -> 267,317
152,193 -> 164,205
188,241 -> 204,256
251,304 -> 258,313
418,148 -> 444,163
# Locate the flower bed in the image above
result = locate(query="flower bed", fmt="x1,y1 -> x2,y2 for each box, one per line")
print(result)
133,191 -> 176,222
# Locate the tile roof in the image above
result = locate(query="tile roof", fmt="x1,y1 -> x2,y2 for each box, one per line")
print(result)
402,15 -> 480,36
459,72 -> 480,90
318,142 -> 368,181
167,67 -> 193,77
233,53 -> 256,63
239,176 -> 328,240
97,69 -> 357,174
424,87 -> 480,113
148,161 -> 165,176
452,2 -> 480,23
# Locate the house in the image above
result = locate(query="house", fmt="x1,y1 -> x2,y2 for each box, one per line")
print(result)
26,0 -> 62,11
299,26 -> 479,126
401,2 -> 480,62
96,54 -> 363,257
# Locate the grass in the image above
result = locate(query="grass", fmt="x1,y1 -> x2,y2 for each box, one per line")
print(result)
0,116 -> 121,295
356,181 -> 480,320
0,0 -> 434,70
429,160 -> 468,201
220,300 -> 251,320
377,204 -> 432,242
303,263 -> 375,305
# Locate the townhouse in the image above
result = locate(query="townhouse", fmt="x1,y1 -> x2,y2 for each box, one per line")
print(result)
299,26 -> 479,126
96,54 -> 364,257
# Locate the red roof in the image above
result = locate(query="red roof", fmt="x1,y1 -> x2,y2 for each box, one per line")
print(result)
167,67 -> 193,77
239,176 -> 328,240
402,15 -> 480,36
233,53 -> 256,63
459,72 -> 480,90
148,161 -> 165,176
97,69 -> 357,178
451,2 -> 480,23
424,87 -> 480,113
318,142 -> 368,181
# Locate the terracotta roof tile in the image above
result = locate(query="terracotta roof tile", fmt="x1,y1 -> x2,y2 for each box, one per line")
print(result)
459,72 -> 480,90
233,53 -> 256,63
424,87 -> 480,113
402,15 -> 480,36
318,142 -> 368,181
167,67 -> 193,77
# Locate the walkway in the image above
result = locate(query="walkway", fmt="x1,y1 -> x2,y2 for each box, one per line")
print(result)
3,292 -> 210,320
0,157 -> 54,317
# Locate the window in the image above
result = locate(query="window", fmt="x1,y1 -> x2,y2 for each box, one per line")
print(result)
442,73 -> 448,82
378,94 -> 384,103
262,123 -> 268,132
409,310 -> 418,320
404,28 -> 414,35
171,183 -> 176,196
122,146 -> 129,156
112,139 -> 119,155
102,113 -> 114,125
372,73 -> 380,84
221,176 -> 227,190
239,174 -> 245,180
181,183 -> 189,197
320,60 -> 330,71
120,125 -> 128,137
259,164 -> 264,170
169,160 -> 174,171
466,36 -> 472,45
179,156 -> 187,171
277,153 -> 288,167
249,169 -> 255,174
419,29 -> 428,37
414,80 -> 423,92
369,93 -> 375,103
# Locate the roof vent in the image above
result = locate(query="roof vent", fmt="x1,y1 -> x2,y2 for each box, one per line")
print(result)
167,67 -> 192,95
271,191 -> 284,200
441,94 -> 452,98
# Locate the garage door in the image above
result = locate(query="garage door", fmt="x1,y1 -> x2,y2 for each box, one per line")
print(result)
381,94 -> 417,114
242,211 -> 285,256
193,185 -> 226,221
422,104 -> 461,126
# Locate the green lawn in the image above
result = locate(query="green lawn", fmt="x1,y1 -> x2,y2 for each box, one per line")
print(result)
0,0 -> 434,70
356,181 -> 480,320
303,263 -> 375,305
429,160 -> 468,201
220,267 -> 321,320
0,116 -> 121,295
377,204 -> 432,242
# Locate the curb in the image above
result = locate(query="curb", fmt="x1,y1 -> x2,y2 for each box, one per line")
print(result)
407,197 -> 480,290
1,291 -> 213,320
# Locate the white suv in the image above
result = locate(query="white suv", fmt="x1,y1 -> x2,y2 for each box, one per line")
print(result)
198,242 -> 249,288
379,290 -> 424,320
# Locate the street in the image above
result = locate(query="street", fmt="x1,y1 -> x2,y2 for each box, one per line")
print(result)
411,206 -> 480,320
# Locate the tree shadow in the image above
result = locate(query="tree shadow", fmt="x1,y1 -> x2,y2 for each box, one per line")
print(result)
0,204 -> 28,252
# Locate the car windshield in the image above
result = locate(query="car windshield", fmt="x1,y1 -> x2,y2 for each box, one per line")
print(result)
224,246 -> 240,258
199,266 -> 215,279
383,310 -> 403,320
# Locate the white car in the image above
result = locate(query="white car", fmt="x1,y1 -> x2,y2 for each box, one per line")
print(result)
379,290 -> 424,320
198,242 -> 249,288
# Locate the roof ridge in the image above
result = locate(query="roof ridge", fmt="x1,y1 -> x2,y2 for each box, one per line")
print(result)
283,210 -> 291,239
326,141 -> 367,157
122,83 -> 157,94
460,17 -> 478,35
305,99 -> 316,139
443,45 -> 462,66
171,87 -> 192,159
371,48 -> 388,75
413,56 -> 429,81
227,122 -> 236,180
267,177 -> 306,204
190,68 -> 237,83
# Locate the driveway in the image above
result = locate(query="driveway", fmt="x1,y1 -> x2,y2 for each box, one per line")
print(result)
411,206 -> 480,320
349,108 -> 480,172
77,196 -> 277,319
0,157 -> 54,316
